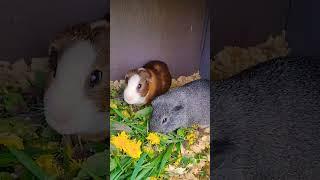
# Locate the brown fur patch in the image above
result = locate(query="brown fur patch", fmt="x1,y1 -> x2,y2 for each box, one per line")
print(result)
85,23 -> 109,113
136,69 -> 151,97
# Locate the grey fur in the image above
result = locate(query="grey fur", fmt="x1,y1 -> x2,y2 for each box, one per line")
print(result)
211,57 -> 320,179
149,79 -> 210,134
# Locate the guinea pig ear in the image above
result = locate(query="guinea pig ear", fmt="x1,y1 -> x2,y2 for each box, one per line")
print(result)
124,70 -> 135,83
138,68 -> 152,82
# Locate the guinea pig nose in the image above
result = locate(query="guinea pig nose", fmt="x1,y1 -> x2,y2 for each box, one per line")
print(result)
126,96 -> 133,101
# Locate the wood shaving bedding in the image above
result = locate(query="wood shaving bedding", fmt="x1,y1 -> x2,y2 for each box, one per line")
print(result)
0,58 -> 50,89
212,31 -> 290,80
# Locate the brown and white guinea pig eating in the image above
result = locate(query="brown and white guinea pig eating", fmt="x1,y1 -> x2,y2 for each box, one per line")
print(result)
124,60 -> 172,105
43,17 -> 109,141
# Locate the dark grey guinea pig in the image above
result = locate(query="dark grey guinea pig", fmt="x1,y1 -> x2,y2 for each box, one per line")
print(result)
149,79 -> 210,134
212,57 -> 320,179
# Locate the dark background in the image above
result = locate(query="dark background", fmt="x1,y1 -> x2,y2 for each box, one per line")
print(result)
212,0 -> 289,55
0,0 -> 108,61
212,0 -> 319,57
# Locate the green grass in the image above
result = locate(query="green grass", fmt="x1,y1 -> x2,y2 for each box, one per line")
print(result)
109,87 -> 197,180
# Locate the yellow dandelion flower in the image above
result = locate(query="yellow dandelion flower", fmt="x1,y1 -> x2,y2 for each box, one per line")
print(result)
111,131 -> 130,151
143,145 -> 155,156
0,133 -> 24,150
36,155 -> 61,175
122,110 -> 131,118
186,132 -> 197,145
149,176 -> 158,180
146,132 -> 160,145
174,154 -> 182,166
110,101 -> 117,109
110,131 -> 142,159
125,140 -> 142,159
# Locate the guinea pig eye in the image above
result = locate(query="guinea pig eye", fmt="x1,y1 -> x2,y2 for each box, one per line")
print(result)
137,84 -> 142,89
172,105 -> 183,111
162,117 -> 168,124
89,70 -> 102,87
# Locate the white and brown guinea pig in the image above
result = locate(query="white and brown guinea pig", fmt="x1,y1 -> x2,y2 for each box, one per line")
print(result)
124,60 -> 172,105
44,16 -> 109,141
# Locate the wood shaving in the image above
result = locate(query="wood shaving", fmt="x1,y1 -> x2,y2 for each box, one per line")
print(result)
0,57 -> 50,89
168,126 -> 210,179
212,30 -> 290,80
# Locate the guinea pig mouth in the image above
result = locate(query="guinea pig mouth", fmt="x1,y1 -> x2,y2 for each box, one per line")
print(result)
124,94 -> 145,105
149,124 -> 170,134
148,123 -> 158,133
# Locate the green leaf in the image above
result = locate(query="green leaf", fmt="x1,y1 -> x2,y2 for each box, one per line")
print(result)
33,71 -> 47,90
136,167 -> 152,180
19,168 -> 37,180
134,106 -> 153,119
130,153 -> 147,180
0,152 -> 17,167
110,157 -> 133,180
177,129 -> 186,137
110,167 -> 122,180
3,92 -> 26,113
140,154 -> 163,178
113,109 -> 126,119
77,151 -> 108,179
8,147 -> 51,180
158,143 -> 174,175
78,166 -> 103,180
110,158 -> 116,172
0,172 -> 14,180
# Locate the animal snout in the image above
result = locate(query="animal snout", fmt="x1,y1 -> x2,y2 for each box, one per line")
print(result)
149,123 -> 159,133
126,95 -> 133,101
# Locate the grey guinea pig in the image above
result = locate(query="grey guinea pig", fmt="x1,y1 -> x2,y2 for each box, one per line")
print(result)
149,79 -> 210,134
211,57 -> 320,179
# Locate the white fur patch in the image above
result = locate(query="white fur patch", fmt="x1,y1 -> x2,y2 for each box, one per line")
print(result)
124,74 -> 146,105
44,41 -> 106,134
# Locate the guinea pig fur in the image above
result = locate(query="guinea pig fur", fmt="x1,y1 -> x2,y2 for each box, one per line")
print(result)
149,79 -> 210,134
44,20 -> 109,141
123,60 -> 172,105
210,57 -> 320,178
